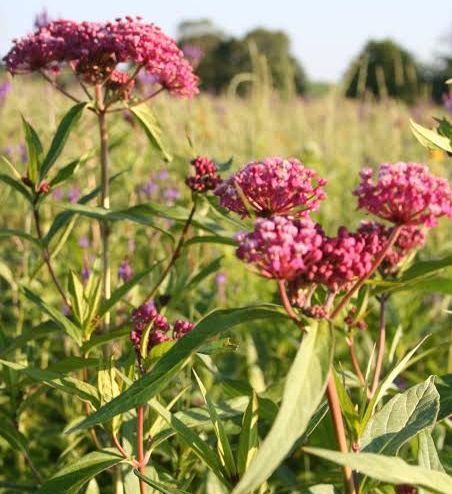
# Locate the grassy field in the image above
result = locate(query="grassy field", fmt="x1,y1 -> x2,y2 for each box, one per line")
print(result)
0,75 -> 451,493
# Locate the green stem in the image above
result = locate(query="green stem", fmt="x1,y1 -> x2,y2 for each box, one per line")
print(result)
95,85 -> 111,330
143,201 -> 197,303
369,295 -> 387,398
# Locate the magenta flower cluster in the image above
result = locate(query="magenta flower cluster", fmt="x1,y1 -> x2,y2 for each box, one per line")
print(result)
130,302 -> 194,354
236,216 -> 323,280
229,159 -> 451,304
215,157 -> 326,218
4,17 -> 199,97
186,156 -> 222,193
354,162 -> 452,227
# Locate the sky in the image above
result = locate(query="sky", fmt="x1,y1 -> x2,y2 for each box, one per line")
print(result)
1,0 -> 451,81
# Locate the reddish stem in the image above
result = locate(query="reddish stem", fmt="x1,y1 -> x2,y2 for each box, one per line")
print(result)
326,375 -> 357,494
346,336 -> 367,388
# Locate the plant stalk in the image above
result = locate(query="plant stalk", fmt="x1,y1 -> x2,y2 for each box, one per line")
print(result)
95,84 -> 111,330
143,201 -> 197,302
32,206 -> 69,307
326,375 -> 357,494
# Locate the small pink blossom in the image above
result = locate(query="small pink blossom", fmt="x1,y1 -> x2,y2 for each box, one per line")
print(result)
173,319 -> 195,338
130,302 -> 170,353
236,216 -> 324,280
354,162 -> 452,227
186,156 -> 222,193
215,157 -> 326,218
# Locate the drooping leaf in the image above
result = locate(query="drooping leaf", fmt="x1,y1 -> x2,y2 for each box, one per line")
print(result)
0,174 -> 33,203
360,376 -> 439,455
39,102 -> 87,179
232,321 -> 334,494
304,447 -> 452,494
22,287 -> 82,345
418,430 -> 445,473
68,305 -> 285,432
410,119 -> 452,153
36,449 -> 123,494
130,104 -> 172,162
134,470 -> 191,494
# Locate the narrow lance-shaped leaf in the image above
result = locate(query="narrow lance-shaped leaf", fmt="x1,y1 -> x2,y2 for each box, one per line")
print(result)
0,174 -> 33,203
418,430 -> 445,474
232,321 -> 334,494
35,449 -> 123,494
360,376 -> 440,455
39,102 -> 87,179
68,305 -> 285,433
150,399 -> 229,486
194,370 -> 237,479
130,104 -> 172,162
304,447 -> 452,494
237,391 -> 259,476
436,374 -> 452,421
134,470 -> 191,494
21,115 -> 43,183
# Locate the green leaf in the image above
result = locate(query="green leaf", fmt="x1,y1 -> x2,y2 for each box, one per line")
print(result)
68,305 -> 285,432
134,470 -> 191,494
237,391 -> 259,476
21,116 -> 43,182
232,321 -> 334,494
0,320 -> 59,357
301,485 -> 340,494
361,337 -> 428,430
130,104 -> 172,162
0,228 -> 39,246
186,256 -> 223,289
0,173 -> 33,202
0,418 -> 30,457
410,119 -> 452,153
39,102 -> 87,180
22,287 -> 83,345
183,235 -> 237,248
194,370 -> 237,478
418,430 -> 445,473
360,376 -> 439,455
149,399 -> 229,486
436,374 -> 452,421
36,449 -> 123,494
304,447 -> 452,494
400,255 -> 452,282
49,159 -> 80,187
0,358 -> 99,407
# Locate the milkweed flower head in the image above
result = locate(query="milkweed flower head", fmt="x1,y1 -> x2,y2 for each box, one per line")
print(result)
4,17 -> 199,97
130,303 -> 195,357
357,221 -> 426,275
186,156 -> 222,193
215,157 -> 327,218
130,302 -> 170,353
236,216 -> 324,281
354,162 -> 452,227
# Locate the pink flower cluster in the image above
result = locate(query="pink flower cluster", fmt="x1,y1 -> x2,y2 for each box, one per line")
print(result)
130,302 -> 194,355
354,162 -> 452,227
4,17 -> 199,97
186,156 -> 222,193
236,216 -> 323,280
357,222 -> 426,275
215,157 -> 326,218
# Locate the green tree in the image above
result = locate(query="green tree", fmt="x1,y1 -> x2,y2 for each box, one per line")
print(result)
344,39 -> 423,103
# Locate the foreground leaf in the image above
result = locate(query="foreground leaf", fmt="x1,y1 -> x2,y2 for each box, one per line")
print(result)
304,447 -> 452,494
68,305 -> 285,432
360,376 -> 439,455
36,449 -> 123,494
436,374 -> 452,421
134,470 -> 190,494
232,321 -> 333,494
